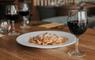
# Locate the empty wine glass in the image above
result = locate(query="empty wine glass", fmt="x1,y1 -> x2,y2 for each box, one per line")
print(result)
5,4 -> 20,36
18,2 -> 30,29
0,19 -> 9,34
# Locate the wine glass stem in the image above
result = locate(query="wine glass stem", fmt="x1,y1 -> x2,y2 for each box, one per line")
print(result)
12,21 -> 15,32
23,16 -> 26,27
75,41 -> 80,53
23,16 -> 29,27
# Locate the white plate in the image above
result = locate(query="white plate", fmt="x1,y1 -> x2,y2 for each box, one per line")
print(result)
16,31 -> 77,49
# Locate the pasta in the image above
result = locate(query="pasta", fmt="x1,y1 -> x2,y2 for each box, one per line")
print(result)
29,32 -> 68,45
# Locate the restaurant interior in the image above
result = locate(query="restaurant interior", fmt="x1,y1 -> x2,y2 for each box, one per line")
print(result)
0,0 -> 95,60
0,0 -> 95,27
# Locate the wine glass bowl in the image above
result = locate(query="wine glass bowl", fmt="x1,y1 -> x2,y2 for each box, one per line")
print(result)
67,19 -> 87,35
5,5 -> 18,21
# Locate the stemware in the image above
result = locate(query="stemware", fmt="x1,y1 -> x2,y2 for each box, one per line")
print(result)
18,2 -> 30,29
5,4 -> 19,36
0,20 -> 9,34
67,7 -> 88,57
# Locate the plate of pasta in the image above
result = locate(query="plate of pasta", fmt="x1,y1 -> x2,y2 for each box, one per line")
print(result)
16,31 -> 77,48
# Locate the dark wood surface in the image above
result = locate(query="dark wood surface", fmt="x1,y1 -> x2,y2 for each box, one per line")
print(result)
0,22 -> 95,60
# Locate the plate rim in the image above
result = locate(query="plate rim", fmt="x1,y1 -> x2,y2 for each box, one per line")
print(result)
16,30 -> 77,49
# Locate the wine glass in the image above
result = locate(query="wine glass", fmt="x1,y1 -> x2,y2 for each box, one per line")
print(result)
0,19 -> 9,34
18,2 -> 30,29
67,7 -> 88,57
5,4 -> 19,36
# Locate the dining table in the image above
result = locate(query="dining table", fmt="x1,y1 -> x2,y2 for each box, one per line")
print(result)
0,21 -> 95,60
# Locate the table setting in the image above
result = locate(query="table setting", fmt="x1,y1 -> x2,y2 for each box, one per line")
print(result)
0,0 -> 95,60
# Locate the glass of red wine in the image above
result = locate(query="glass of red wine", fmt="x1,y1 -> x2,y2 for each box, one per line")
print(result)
5,4 -> 20,36
67,7 -> 88,57
19,2 -> 30,29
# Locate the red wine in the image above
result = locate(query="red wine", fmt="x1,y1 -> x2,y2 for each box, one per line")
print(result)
67,20 -> 87,35
6,14 -> 18,20
19,11 -> 29,16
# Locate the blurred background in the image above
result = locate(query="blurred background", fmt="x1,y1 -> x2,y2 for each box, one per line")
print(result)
0,0 -> 95,28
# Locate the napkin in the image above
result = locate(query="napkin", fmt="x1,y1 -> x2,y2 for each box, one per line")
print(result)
38,23 -> 64,29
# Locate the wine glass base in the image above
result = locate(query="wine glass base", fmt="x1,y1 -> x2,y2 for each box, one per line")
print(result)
8,32 -> 20,36
68,50 -> 85,57
20,25 -> 31,29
